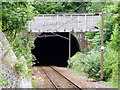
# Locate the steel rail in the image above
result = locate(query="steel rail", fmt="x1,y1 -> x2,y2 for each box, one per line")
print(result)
41,67 -> 59,90
50,66 -> 82,90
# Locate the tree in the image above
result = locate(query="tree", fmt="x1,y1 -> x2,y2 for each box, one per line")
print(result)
31,2 -> 88,14
85,2 -> 119,46
110,24 -> 120,51
2,2 -> 34,40
110,1 -> 120,51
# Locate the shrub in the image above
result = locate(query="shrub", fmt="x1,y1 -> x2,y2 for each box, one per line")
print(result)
0,73 -> 10,88
5,31 -> 36,76
2,2 -> 34,39
103,46 -> 118,82
68,46 -> 118,83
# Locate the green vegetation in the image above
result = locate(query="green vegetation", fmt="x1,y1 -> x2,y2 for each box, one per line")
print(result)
2,2 -> 35,85
68,46 -> 118,82
31,2 -> 89,14
1,1 -> 119,88
0,73 -> 10,88
32,76 -> 43,88
85,2 -> 119,45
68,1 -> 120,88
4,31 -> 35,77
2,2 -> 34,37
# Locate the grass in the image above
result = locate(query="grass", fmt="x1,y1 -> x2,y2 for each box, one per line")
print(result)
71,66 -> 88,77
106,79 -> 118,88
70,66 -> 119,89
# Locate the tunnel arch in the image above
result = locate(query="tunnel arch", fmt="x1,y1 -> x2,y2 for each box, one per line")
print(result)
32,32 -> 81,67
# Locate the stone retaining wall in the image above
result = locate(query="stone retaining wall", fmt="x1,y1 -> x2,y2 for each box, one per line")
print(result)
0,30 -> 32,89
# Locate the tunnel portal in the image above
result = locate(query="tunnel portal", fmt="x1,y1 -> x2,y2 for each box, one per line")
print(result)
32,32 -> 80,67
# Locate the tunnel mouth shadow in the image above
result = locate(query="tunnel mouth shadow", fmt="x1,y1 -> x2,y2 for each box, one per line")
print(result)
32,32 -> 80,67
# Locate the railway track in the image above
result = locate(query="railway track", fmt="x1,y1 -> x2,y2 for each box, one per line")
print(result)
41,66 -> 82,90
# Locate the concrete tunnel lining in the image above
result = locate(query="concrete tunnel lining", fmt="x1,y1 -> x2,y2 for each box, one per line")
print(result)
32,32 -> 81,67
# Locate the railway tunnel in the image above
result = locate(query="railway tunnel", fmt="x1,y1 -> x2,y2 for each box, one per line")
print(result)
32,32 -> 80,67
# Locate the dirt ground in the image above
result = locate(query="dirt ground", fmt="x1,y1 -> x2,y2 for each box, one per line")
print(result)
53,66 -> 114,88
32,66 -> 116,89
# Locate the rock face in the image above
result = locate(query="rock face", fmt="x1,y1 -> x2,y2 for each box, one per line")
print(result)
0,30 -> 32,89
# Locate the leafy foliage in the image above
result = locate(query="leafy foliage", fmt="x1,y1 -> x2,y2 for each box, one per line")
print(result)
2,2 -> 35,76
1,1 -> 119,88
109,1 -> 120,51
5,32 -> 36,69
2,2 -> 34,39
69,1 -> 119,88
85,2 -> 119,46
68,46 -> 118,83
103,47 -> 118,83
110,24 -> 120,51
32,75 -> 43,88
68,47 -> 101,80
0,73 -> 10,88
86,2 -> 111,13
31,2 -> 88,14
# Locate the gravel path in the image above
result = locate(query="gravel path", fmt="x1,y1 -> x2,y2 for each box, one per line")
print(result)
53,66 -> 115,88
32,66 -> 54,88
32,66 -> 117,89
42,66 -> 77,88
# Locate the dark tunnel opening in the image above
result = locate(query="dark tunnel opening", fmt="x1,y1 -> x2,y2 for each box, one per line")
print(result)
32,32 -> 80,67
